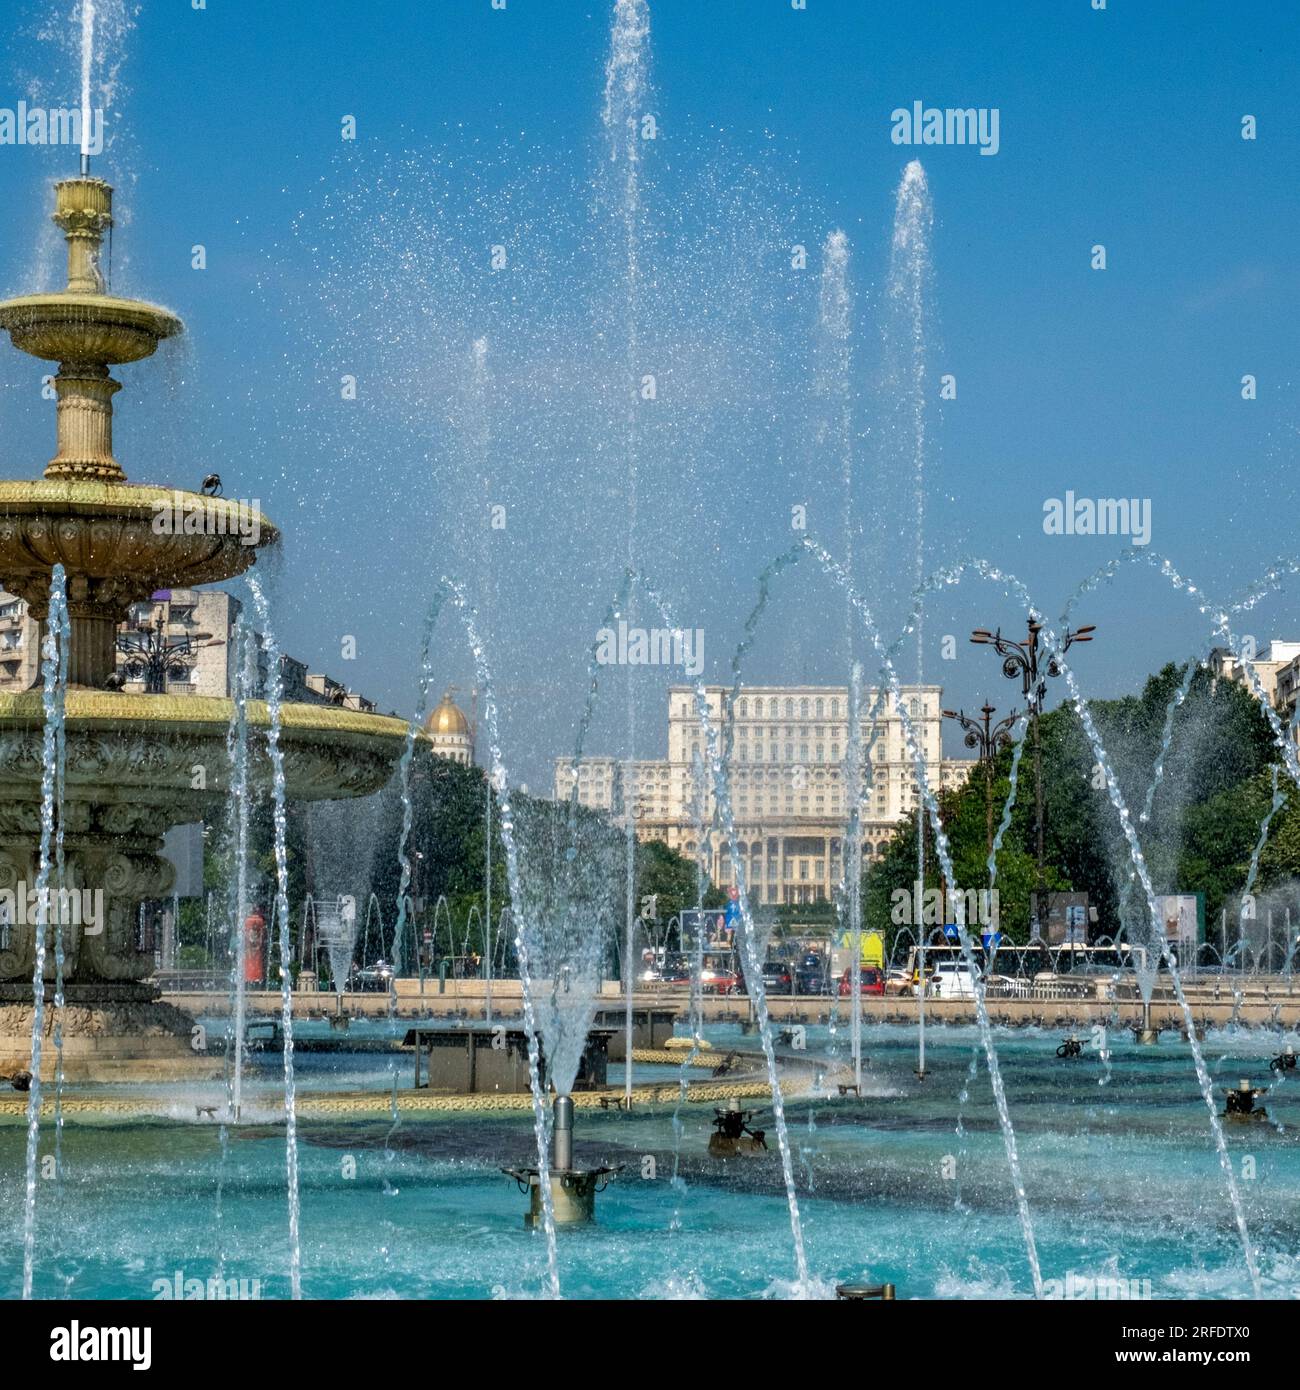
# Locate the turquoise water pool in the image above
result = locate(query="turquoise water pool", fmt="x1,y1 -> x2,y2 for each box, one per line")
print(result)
4,1023 -> 1297,1299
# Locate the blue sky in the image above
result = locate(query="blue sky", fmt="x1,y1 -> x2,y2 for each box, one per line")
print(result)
1,0 -> 1297,783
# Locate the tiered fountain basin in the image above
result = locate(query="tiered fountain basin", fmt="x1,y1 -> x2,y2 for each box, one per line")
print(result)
0,293 -> 182,365
0,175 -> 420,1081
0,692 -> 410,1080
0,481 -> 278,588
0,482 -> 281,687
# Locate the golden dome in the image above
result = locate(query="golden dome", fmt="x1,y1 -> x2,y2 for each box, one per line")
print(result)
426,690 -> 471,737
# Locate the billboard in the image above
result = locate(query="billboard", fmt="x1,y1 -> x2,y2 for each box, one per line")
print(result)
1156,894 -> 1202,964
1032,891 -> 1092,945
678,907 -> 730,952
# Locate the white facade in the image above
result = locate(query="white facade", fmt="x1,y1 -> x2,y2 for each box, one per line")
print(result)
1209,641 -> 1300,705
555,683 -> 974,906
1269,652 -> 1300,746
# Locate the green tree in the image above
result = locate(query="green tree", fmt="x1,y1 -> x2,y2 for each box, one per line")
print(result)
862,660 -> 1283,944
632,837 -> 723,937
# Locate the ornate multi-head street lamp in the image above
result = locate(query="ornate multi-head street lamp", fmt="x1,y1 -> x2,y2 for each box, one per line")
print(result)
969,619 -> 1096,937
942,702 -> 1020,866
114,610 -> 218,695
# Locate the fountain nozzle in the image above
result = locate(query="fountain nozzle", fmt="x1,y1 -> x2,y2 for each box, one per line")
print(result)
1224,1078 -> 1267,1122
553,1093 -> 574,1172
503,1094 -> 620,1226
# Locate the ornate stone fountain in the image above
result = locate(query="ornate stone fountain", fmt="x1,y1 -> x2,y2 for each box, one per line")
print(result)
0,176 -> 409,1078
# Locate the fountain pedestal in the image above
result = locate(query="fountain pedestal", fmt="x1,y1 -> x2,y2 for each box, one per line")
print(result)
514,1170 -> 606,1228
1132,1001 -> 1160,1044
0,692 -> 407,1080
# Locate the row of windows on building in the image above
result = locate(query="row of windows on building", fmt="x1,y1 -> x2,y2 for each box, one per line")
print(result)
682,841 -> 893,867
585,769 -> 924,797
572,742 -> 932,779
678,695 -> 928,721
706,742 -> 933,764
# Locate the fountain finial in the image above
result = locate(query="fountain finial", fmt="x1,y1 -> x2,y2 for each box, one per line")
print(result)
0,175 -> 268,688
53,176 -> 114,294
0,177 -> 182,484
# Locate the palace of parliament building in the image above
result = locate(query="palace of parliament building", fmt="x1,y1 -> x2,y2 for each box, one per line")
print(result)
554,683 -> 975,906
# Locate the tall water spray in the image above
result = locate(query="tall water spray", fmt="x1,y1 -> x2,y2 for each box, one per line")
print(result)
78,1 -> 95,172
20,566 -> 69,1301
469,336 -> 497,1022
223,619 -> 254,1121
247,575 -> 303,1300
803,541 -> 1045,1294
669,750 -> 713,1202
887,159 -> 933,1076
443,581 -> 564,1295
815,231 -> 866,1086
843,662 -> 865,1090
602,0 -> 652,1104
816,228 -> 854,602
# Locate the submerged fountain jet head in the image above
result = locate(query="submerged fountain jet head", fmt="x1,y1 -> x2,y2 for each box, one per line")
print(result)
1133,1000 -> 1160,1045
835,1282 -> 897,1301
502,1091 -> 620,1226
552,1093 -> 574,1172
1224,1078 -> 1268,1122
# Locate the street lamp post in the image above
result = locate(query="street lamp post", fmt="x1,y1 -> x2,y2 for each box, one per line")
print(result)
114,610 -> 220,694
969,619 -> 1096,938
942,702 -> 1020,867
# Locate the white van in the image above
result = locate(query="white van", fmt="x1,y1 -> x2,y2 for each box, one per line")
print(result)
930,961 -> 977,999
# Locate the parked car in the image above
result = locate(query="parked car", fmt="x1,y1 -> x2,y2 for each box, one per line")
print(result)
639,950 -> 688,985
761,959 -> 794,994
930,961 -> 977,999
884,967 -> 912,996
349,960 -> 394,992
794,952 -> 830,994
839,966 -> 885,997
659,952 -> 691,985
700,951 -> 744,996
